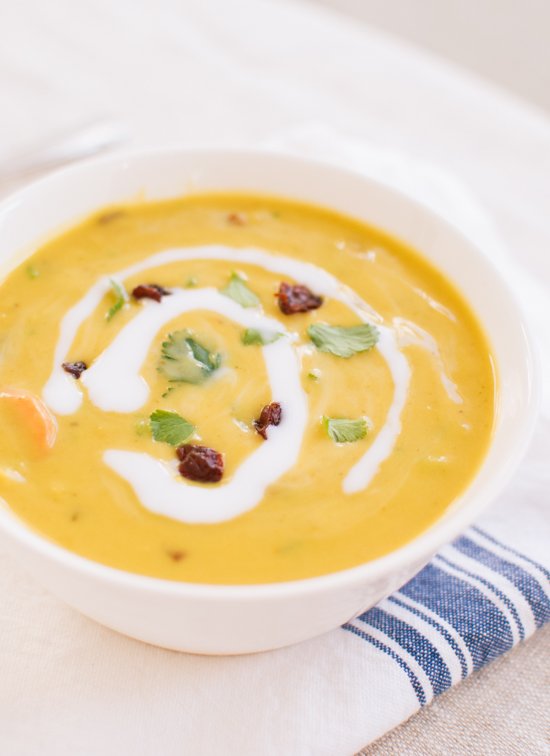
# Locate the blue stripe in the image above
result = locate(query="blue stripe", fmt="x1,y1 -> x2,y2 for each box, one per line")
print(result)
436,553 -> 526,640
357,607 -> 452,695
387,595 -> 469,679
342,622 -> 427,705
399,562 -> 515,669
455,536 -> 550,628
472,527 -> 550,582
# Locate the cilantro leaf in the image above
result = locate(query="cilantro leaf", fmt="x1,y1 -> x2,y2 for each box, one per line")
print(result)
26,265 -> 40,280
221,272 -> 260,308
322,416 -> 368,443
106,278 -> 128,321
150,410 -> 195,445
158,330 -> 221,384
307,323 -> 379,358
241,328 -> 283,346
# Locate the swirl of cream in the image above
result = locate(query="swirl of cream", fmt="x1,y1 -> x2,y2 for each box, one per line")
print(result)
41,245 -> 459,522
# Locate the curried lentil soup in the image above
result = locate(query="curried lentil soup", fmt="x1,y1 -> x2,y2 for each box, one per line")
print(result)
0,193 -> 495,583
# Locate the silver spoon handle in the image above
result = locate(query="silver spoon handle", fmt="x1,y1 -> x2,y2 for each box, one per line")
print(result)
0,118 -> 128,189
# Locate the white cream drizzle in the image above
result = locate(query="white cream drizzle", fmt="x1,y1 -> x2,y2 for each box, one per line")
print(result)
0,468 -> 26,484
42,245 -> 460,523
393,317 -> 463,404
105,338 -> 307,524
81,288 -> 292,413
43,245 -> 382,416
343,332 -> 411,494
412,286 -> 457,322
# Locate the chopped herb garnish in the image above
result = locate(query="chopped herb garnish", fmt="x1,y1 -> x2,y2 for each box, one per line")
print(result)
221,272 -> 260,308
106,279 -> 128,321
322,416 -> 368,443
241,328 -> 283,346
277,540 -> 303,554
158,329 -> 221,384
135,418 -> 150,436
150,409 -> 195,446
307,369 -> 321,381
26,265 -> 40,280
308,323 -> 379,358
184,276 -> 198,288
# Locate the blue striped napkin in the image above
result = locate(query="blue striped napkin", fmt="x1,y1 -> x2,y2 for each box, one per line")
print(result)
344,526 -> 550,708
263,126 -> 550,749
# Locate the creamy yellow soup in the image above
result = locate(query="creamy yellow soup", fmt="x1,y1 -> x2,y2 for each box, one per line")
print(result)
0,193 -> 495,583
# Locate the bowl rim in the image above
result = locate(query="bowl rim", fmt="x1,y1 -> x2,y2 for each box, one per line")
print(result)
0,145 -> 541,600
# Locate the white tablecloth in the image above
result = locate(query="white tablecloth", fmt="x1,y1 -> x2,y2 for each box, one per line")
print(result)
1,1 -> 549,754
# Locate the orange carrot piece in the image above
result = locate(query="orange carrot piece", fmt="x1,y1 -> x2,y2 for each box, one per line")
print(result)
0,388 -> 58,449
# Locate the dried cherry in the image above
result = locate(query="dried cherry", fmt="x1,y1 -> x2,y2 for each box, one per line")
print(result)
62,361 -> 87,379
132,284 -> 171,302
276,282 -> 323,314
254,402 -> 282,439
177,444 -> 224,483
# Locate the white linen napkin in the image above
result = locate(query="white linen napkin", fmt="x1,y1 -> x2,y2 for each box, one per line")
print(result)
1,128 -> 548,756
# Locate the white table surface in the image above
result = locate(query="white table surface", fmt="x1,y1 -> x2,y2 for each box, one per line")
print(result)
1,1 -> 549,753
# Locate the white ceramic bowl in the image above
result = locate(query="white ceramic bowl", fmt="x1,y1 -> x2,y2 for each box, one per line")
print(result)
0,149 -> 539,654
